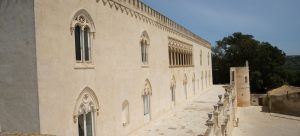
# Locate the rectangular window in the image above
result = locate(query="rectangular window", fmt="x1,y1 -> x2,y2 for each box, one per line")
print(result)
232,71 -> 235,81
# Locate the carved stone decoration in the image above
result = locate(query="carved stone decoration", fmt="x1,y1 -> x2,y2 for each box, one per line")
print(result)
170,75 -> 176,90
70,9 -> 96,36
73,87 -> 100,123
142,79 -> 152,96
192,73 -> 195,82
183,74 -> 188,85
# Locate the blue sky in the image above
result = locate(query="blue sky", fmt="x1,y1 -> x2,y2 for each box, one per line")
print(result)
143,0 -> 300,55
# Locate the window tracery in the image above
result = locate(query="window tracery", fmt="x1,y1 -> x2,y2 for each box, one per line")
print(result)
73,87 -> 99,136
71,9 -> 95,63
140,31 -> 150,65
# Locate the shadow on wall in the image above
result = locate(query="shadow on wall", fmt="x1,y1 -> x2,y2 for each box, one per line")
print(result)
268,92 -> 300,117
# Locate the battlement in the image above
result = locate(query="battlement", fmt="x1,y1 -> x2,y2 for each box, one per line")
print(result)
99,0 -> 211,48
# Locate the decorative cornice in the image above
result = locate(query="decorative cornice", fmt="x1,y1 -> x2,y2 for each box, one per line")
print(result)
98,0 -> 211,49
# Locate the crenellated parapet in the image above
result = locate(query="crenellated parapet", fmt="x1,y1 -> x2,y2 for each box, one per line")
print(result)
97,0 -> 211,48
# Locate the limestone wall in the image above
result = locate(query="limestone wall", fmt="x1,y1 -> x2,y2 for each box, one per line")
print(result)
0,0 -> 39,133
230,66 -> 250,107
33,0 -> 212,136
250,94 -> 268,106
268,92 -> 300,117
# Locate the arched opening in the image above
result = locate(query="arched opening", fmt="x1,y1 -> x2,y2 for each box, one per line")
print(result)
201,71 -> 204,90
183,74 -> 188,99
71,9 -> 95,63
142,79 -> 152,122
83,27 -> 91,61
73,87 -> 99,136
170,75 -> 176,106
140,31 -> 150,64
75,25 -> 81,61
192,74 -> 195,95
205,71 -> 208,88
122,100 -> 129,126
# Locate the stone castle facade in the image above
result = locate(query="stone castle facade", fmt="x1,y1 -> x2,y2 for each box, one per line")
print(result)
0,0 -> 213,136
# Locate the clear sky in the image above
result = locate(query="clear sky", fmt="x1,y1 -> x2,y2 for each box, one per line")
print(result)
143,0 -> 300,55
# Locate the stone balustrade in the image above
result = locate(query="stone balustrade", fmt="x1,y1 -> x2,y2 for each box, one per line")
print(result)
202,85 -> 238,136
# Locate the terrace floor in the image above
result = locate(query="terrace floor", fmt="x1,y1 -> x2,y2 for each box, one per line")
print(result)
129,85 -> 225,136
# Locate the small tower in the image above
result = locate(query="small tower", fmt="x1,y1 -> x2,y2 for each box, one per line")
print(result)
230,61 -> 250,107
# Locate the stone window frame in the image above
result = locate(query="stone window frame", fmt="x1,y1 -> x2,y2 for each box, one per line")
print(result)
122,100 -> 130,126
71,9 -> 96,69
170,75 -> 176,103
200,49 -> 203,66
73,87 -> 100,136
183,74 -> 188,99
192,73 -> 196,95
207,52 -> 210,66
142,79 -> 152,122
140,31 -> 150,67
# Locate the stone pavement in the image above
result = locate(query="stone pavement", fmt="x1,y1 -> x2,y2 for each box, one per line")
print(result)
129,85 -> 225,136
232,106 -> 300,136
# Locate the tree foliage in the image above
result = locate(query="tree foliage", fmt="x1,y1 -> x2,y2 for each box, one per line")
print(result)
212,32 -> 286,93
284,55 -> 300,86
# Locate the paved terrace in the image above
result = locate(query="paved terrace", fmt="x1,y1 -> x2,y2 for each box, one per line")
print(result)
233,106 -> 300,136
130,85 -> 225,136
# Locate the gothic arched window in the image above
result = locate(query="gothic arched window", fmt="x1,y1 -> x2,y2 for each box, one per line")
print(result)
122,100 -> 130,126
142,79 -> 152,122
183,74 -> 188,99
140,31 -> 150,65
73,87 -> 99,136
170,76 -> 176,104
71,9 -> 95,63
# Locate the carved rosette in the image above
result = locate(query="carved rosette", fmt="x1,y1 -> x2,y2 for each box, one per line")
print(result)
73,87 -> 100,123
70,9 -> 96,36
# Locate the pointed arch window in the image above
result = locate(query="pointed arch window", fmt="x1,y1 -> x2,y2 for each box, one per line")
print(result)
122,100 -> 130,126
142,79 -> 152,122
170,76 -> 176,103
200,49 -> 203,66
192,74 -> 195,95
140,31 -> 150,65
71,9 -> 95,63
183,74 -> 188,99
73,87 -> 99,136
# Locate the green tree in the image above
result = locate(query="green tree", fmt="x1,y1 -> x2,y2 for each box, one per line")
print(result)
213,32 -> 286,93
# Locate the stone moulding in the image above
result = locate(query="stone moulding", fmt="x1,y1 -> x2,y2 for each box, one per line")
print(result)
99,0 -> 211,48
70,9 -> 96,39
168,37 -> 193,51
73,87 -> 100,123
142,79 -> 152,96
